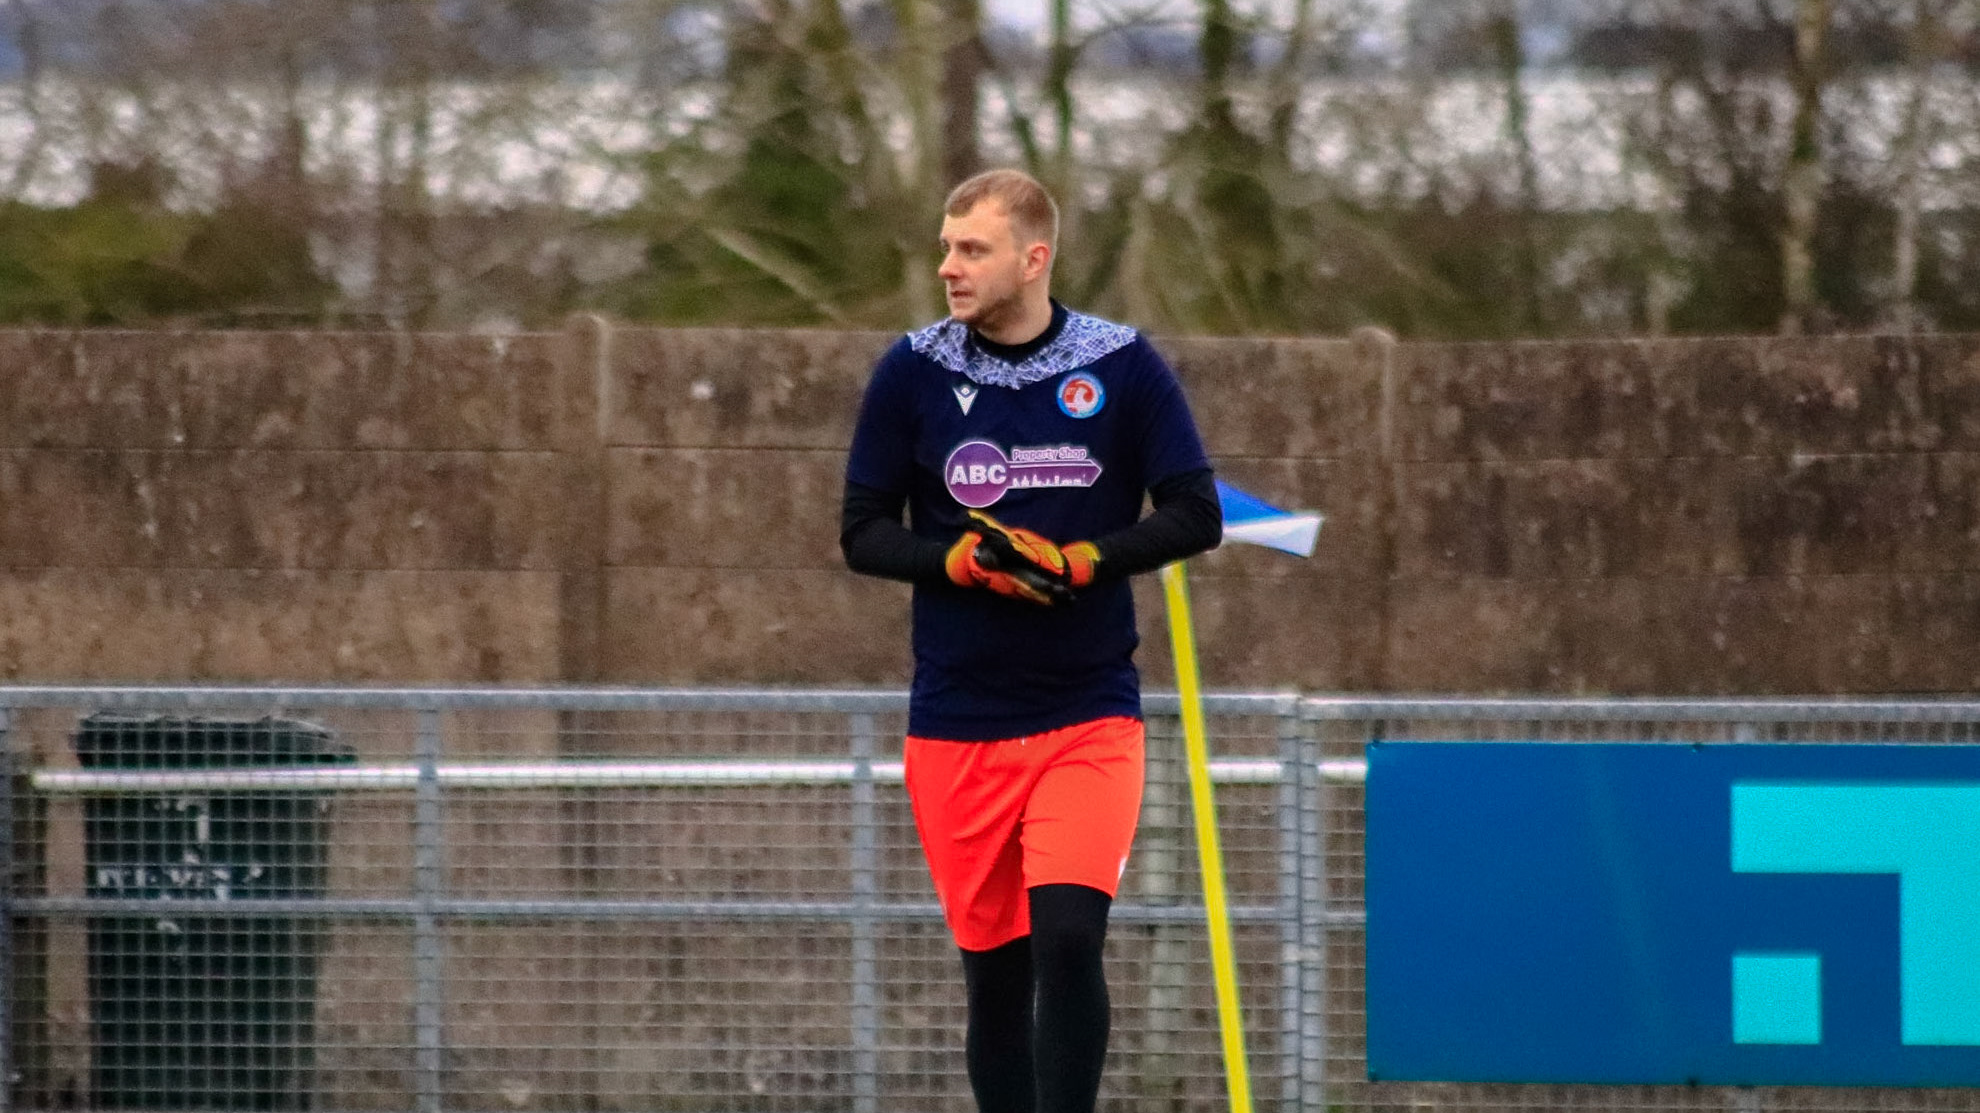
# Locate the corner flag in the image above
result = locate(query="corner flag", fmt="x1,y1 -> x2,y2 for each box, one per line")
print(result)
1216,479 -> 1323,557
1163,479 -> 1323,1113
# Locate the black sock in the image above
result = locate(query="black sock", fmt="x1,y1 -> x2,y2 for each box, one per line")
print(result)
957,886 -> 1114,1113
1028,883 -> 1112,1113
961,937 -> 1035,1113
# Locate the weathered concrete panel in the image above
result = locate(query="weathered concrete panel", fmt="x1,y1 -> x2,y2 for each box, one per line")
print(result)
1721,453 -> 1980,576
608,328 -> 890,450
1381,574 -> 1917,694
0,323 -> 1976,695
606,448 -> 845,569
0,330 -> 560,450
1395,339 -> 1686,463
1163,335 -> 1370,460
1394,334 -> 1980,463
0,450 -> 563,569
0,570 -> 560,681
1885,575 -> 1980,692
603,568 -> 911,684
1394,453 -> 1980,582
1134,572 -> 1386,692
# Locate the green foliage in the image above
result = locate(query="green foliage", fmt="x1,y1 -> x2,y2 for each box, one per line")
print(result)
5,0 -> 1975,339
178,199 -> 336,327
583,0 -> 1713,342
0,166 -> 331,328
0,196 -> 191,325
609,137 -> 910,328
601,0 -> 921,329
1811,176 -> 1899,330
1344,190 -> 1547,340
572,3 -> 1976,340
1663,171 -> 1787,334
1914,217 -> 1980,332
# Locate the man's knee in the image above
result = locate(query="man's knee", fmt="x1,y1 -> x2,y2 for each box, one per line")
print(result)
1028,883 -> 1110,966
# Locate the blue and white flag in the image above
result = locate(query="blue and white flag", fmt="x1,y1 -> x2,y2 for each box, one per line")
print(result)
1216,480 -> 1323,558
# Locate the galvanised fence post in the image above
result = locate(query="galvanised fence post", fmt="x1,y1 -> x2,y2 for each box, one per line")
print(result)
1,706 -> 13,1113
849,712 -> 880,1113
414,708 -> 446,1113
1299,712 -> 1328,1112
1276,703 -> 1303,1112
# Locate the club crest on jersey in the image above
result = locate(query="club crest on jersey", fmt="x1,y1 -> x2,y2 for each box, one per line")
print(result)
1057,372 -> 1105,418
952,381 -> 979,415
945,439 -> 1104,508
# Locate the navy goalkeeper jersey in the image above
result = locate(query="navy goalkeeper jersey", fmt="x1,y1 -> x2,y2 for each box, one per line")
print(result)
844,309 -> 1211,741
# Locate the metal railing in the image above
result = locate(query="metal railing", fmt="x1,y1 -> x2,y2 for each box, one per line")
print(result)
2,686 -> 1325,1113
9,687 -> 1980,1113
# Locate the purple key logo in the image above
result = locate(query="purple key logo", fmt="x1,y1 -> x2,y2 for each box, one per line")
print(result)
944,439 -> 1104,508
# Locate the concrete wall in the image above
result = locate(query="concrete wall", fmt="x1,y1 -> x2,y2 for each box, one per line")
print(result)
11,322 -> 1980,1112
4,322 -> 1977,695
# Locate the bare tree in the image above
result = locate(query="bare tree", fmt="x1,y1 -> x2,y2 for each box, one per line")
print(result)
1619,0 -> 1798,332
3,0 -> 50,198
1780,0 -> 1832,333
24,0 -> 1980,336
941,0 -> 986,186
1488,0 -> 1545,333
1889,0 -> 1957,332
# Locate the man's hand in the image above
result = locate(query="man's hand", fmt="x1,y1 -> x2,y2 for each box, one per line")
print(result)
1060,541 -> 1100,588
945,511 -> 1078,605
975,512 -> 1103,590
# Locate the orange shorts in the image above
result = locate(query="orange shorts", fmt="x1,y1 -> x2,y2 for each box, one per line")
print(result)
904,716 -> 1145,952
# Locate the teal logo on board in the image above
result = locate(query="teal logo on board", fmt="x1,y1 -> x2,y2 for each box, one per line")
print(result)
1367,743 -> 1980,1087
1732,784 -> 1980,1047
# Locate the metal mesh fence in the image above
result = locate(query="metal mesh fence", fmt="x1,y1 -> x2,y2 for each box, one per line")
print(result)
9,689 -> 1980,1113
2,689 -> 1302,1113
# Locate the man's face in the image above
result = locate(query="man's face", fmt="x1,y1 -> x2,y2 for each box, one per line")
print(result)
938,201 -> 1039,332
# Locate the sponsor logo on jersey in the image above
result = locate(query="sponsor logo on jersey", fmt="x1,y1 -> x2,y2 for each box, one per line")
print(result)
945,439 -> 1104,508
1057,372 -> 1105,418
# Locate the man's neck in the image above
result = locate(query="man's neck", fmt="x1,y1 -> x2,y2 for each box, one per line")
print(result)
972,292 -> 1055,346
972,300 -> 1067,366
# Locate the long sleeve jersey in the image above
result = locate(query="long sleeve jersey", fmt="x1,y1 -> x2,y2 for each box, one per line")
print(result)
841,305 -> 1218,740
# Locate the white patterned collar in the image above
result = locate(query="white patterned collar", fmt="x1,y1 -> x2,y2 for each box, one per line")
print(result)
907,309 -> 1138,389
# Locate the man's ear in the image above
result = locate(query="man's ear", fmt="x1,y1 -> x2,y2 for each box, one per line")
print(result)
1023,241 -> 1053,283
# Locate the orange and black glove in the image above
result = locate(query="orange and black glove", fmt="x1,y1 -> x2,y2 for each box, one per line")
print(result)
945,511 -> 1079,605
1060,541 -> 1101,588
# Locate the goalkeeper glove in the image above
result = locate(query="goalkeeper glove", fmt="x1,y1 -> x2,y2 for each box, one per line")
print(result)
945,511 -> 1076,605
972,512 -> 1105,592
1060,541 -> 1100,588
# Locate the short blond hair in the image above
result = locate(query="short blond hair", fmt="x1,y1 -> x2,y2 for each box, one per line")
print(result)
945,169 -> 1059,254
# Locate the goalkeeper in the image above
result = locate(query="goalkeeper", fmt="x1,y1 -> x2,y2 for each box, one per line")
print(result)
840,168 -> 1221,1113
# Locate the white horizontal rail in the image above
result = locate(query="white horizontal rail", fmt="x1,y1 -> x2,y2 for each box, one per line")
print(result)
0,685 -> 1296,715
30,757 -> 1368,794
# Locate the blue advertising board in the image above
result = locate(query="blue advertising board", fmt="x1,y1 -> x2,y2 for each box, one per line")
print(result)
1366,742 -> 1980,1086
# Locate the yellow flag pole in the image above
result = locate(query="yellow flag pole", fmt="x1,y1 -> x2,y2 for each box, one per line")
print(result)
1158,560 -> 1253,1113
